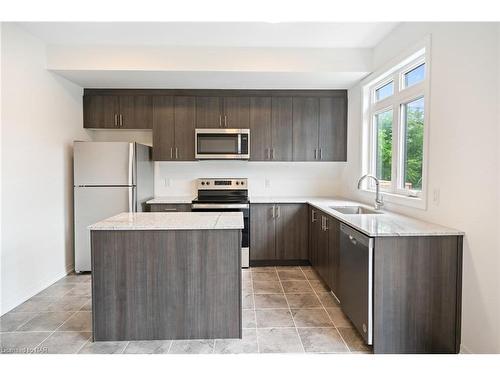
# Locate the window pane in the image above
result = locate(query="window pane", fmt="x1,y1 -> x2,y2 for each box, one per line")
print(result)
404,63 -> 425,88
375,81 -> 394,102
374,110 -> 393,185
402,97 -> 424,191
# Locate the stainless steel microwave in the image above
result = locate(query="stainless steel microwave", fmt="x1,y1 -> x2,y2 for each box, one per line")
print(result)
195,129 -> 250,160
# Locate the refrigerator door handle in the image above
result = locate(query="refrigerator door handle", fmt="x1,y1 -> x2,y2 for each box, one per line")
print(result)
129,187 -> 136,212
128,143 -> 135,186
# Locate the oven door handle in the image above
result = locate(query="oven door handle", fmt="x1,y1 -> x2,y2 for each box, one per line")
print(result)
191,203 -> 249,209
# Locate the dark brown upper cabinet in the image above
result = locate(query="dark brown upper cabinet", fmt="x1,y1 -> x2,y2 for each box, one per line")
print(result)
83,89 -> 347,162
271,97 -> 293,161
83,94 -> 153,129
195,96 -> 250,129
319,97 -> 347,161
195,96 -> 222,128
293,97 -> 320,161
153,96 -> 196,161
292,96 -> 347,161
222,97 -> 250,128
249,97 -> 272,161
83,95 -> 119,128
249,97 -> 293,161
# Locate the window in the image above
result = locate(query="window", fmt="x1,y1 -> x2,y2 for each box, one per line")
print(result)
403,63 -> 425,88
374,110 -> 393,185
375,81 -> 394,102
363,48 -> 428,203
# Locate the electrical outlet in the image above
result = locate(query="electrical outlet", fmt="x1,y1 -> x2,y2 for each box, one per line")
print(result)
433,188 -> 440,206
265,178 -> 271,188
164,178 -> 171,187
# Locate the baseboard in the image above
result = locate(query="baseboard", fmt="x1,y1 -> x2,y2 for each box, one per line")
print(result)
460,344 -> 472,354
1,267 -> 74,316
249,259 -> 311,267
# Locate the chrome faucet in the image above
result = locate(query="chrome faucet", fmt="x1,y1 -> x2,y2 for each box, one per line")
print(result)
357,174 -> 384,210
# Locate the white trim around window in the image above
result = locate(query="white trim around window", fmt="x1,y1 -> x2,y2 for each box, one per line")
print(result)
361,36 -> 431,210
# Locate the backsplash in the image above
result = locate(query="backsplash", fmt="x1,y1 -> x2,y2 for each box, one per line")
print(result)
155,161 -> 346,198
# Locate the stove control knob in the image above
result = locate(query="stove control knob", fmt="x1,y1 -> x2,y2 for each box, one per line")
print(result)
240,180 -> 245,185
201,181 -> 205,185
235,181 -> 239,185
206,181 -> 210,185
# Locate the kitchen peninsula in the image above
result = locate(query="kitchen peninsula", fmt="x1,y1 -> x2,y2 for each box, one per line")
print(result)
88,211 -> 244,342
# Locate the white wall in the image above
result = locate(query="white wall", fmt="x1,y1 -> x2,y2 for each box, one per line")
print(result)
1,23 -> 90,314
341,23 -> 500,353
155,162 -> 345,198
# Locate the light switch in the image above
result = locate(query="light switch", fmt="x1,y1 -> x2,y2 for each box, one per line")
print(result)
265,178 -> 271,188
164,178 -> 171,187
433,188 -> 440,206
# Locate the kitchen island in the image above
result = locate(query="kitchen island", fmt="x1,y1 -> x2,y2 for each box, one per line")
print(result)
88,211 -> 244,342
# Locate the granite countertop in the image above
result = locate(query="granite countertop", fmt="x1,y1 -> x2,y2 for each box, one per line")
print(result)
146,196 -> 194,204
251,196 -> 464,237
89,212 -> 244,231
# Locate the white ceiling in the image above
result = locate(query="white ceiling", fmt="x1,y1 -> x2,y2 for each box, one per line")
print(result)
18,22 -> 399,48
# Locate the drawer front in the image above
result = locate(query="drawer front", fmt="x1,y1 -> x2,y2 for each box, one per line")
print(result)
148,203 -> 191,212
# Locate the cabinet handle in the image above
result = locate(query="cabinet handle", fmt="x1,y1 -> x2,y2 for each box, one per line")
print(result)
276,205 -> 281,218
265,149 -> 269,160
348,235 -> 357,245
170,148 -> 173,159
119,114 -> 123,127
314,149 -> 317,160
224,115 -> 227,128
114,113 -> 118,126
219,115 -> 222,128
175,148 -> 179,159
311,210 -> 317,222
319,148 -> 323,160
271,148 -> 274,160
163,208 -> 177,212
324,217 -> 328,231
271,205 -> 275,219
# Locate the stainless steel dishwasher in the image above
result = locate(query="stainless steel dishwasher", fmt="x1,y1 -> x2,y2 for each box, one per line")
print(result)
339,223 -> 374,345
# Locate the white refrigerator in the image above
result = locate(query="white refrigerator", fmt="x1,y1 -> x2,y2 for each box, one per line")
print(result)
73,141 -> 153,272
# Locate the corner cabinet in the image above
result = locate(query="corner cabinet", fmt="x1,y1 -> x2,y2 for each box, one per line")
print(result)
250,203 -> 308,264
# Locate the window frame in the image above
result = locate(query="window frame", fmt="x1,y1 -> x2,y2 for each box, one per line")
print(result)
361,40 -> 430,209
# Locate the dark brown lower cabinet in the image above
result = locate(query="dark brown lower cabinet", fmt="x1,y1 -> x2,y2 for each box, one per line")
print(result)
308,208 -> 340,296
91,229 -> 241,341
148,203 -> 191,212
250,204 -> 276,261
372,235 -> 463,354
250,203 -> 308,264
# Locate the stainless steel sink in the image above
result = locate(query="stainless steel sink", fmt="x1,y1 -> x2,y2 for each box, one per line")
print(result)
330,206 -> 383,215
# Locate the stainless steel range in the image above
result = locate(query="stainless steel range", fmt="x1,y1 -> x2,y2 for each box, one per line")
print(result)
191,178 -> 249,268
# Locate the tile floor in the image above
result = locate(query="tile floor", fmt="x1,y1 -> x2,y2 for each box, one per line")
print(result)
0,266 -> 371,354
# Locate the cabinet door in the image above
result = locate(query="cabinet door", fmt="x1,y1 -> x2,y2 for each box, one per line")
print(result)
316,215 -> 330,284
174,96 -> 196,161
249,97 -> 272,161
119,95 -> 153,129
152,96 -> 175,161
275,204 -> 309,260
308,207 -> 321,268
195,96 -> 222,128
327,215 -> 341,295
149,203 -> 191,212
83,95 -> 119,128
292,97 -> 319,161
250,204 -> 276,260
271,97 -> 293,161
318,97 -> 347,161
223,97 -> 250,128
